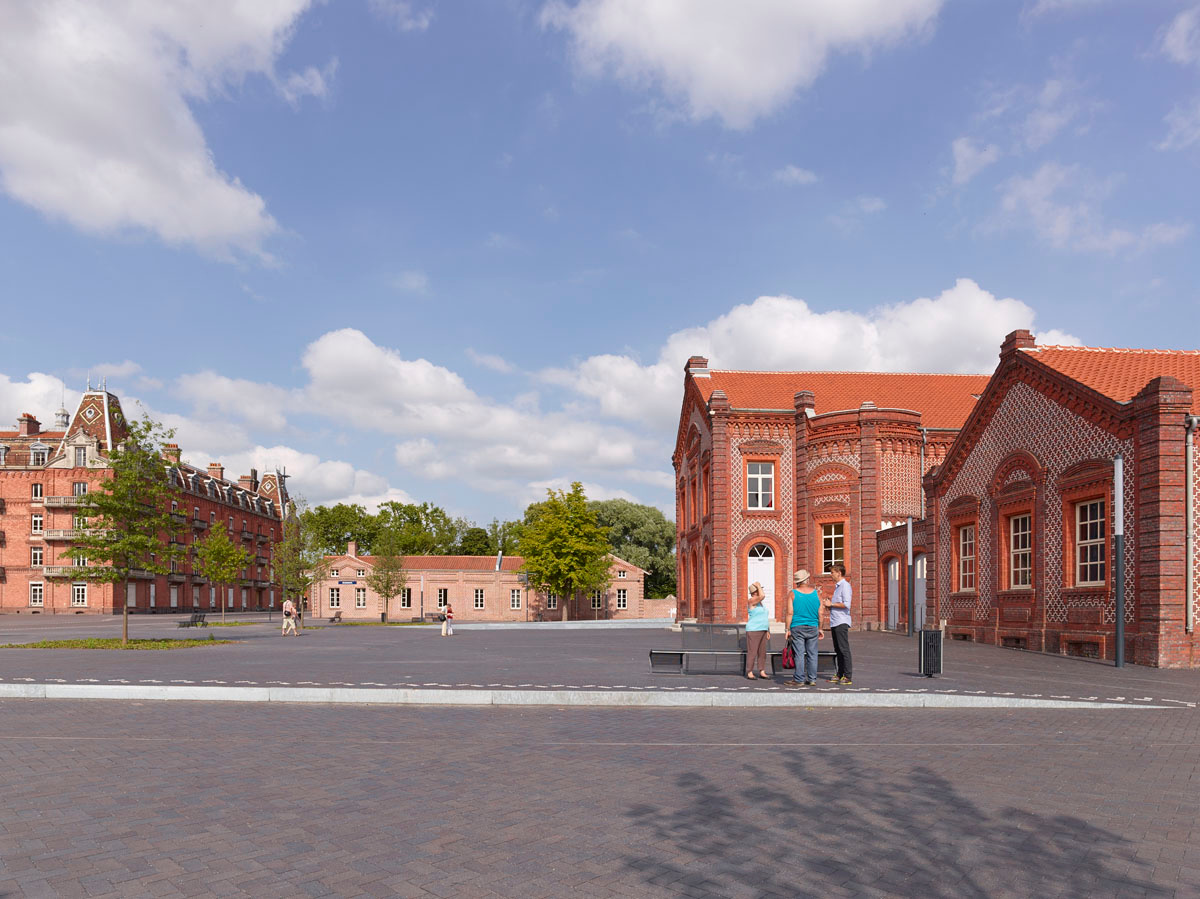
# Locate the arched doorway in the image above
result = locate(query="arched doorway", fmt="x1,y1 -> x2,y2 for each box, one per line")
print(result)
914,553 -> 928,628
747,543 -> 775,621
886,558 -> 900,630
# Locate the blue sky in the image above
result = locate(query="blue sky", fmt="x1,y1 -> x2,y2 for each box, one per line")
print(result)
1,0 -> 1198,523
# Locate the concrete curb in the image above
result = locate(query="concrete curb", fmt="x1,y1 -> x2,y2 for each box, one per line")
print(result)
0,683 -> 1170,709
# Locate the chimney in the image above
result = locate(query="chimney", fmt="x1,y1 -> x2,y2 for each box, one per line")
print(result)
163,443 -> 181,464
238,469 -> 259,491
17,413 -> 40,436
1000,329 -> 1036,358
685,356 -> 710,377
347,540 -> 358,558
207,462 -> 224,481
794,390 -> 815,419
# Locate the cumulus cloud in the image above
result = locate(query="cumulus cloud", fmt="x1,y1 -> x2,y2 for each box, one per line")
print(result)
1161,6 -> 1200,67
951,137 -> 1001,185
0,1 -> 329,261
829,195 -> 886,233
467,349 -> 516,374
1022,0 -> 1110,21
773,165 -> 819,186
277,58 -> 339,107
541,0 -> 944,129
1021,77 -> 1084,149
542,278 -> 1080,430
174,372 -> 296,432
0,372 -> 73,425
992,162 -> 1192,253
391,270 -> 431,294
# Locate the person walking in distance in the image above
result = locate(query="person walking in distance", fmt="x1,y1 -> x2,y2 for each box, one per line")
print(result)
441,602 -> 454,637
826,564 -> 852,684
744,582 -> 770,679
782,569 -> 822,687
281,597 -> 298,637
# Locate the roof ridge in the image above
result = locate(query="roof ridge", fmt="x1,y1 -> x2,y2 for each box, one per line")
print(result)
1026,345 -> 1200,356
708,369 -> 991,377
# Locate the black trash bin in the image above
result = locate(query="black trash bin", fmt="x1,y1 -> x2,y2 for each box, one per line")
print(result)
918,629 -> 943,676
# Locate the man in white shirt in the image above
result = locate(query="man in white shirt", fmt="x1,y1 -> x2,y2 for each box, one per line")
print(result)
826,564 -> 853,684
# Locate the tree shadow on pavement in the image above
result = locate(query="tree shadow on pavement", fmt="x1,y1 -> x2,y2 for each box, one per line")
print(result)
622,748 -> 1164,898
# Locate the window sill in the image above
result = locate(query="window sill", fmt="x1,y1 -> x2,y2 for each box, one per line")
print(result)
742,509 -> 782,519
997,589 -> 1035,600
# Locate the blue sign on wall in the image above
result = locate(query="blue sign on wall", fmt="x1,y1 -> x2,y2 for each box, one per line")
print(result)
337,580 -> 357,585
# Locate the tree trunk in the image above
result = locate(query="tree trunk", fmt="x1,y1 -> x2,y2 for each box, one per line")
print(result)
562,591 -> 570,623
221,584 -> 226,624
121,577 -> 129,646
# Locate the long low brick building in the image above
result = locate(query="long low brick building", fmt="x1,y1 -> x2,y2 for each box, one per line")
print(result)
309,543 -> 670,621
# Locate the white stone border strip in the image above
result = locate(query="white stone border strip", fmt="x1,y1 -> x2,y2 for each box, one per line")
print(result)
0,683 -> 1172,709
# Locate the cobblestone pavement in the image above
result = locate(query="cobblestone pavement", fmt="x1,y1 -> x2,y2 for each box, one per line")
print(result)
0,700 -> 1197,897
0,617 -> 1197,707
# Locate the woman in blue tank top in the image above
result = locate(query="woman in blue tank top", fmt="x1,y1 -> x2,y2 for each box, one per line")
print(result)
783,569 -> 823,686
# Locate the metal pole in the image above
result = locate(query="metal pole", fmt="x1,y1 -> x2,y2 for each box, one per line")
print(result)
420,572 -> 425,621
1114,454 -> 1125,668
906,517 -> 914,637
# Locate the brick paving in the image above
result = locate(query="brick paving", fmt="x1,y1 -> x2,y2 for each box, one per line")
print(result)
0,616 -> 1197,707
0,700 -> 1197,897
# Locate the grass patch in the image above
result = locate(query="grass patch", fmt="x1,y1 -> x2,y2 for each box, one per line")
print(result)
0,638 -> 236,650
204,621 -> 258,627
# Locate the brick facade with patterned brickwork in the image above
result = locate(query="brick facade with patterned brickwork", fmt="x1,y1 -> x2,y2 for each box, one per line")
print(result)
922,331 -> 1200,668
673,357 -> 987,627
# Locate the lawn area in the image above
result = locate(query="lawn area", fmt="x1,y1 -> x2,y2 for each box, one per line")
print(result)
333,621 -> 436,627
205,621 -> 258,627
0,638 -> 236,650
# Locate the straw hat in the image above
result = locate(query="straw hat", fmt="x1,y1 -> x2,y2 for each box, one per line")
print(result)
749,581 -> 763,596
793,569 -> 811,584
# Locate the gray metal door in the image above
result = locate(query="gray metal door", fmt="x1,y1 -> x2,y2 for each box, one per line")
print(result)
914,554 -> 928,628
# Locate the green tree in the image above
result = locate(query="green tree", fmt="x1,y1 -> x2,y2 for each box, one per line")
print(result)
377,501 -> 468,555
67,415 -> 187,645
518,482 -> 611,622
487,518 -> 522,556
364,527 -> 407,622
589,499 -> 677,598
275,498 -> 329,631
194,526 -> 253,624
304,503 -> 379,555
458,526 -> 492,555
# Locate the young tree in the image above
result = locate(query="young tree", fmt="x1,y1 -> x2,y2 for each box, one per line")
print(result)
518,482 -> 611,622
377,501 -> 469,555
457,526 -> 492,555
487,518 -> 522,556
194,526 -> 253,624
275,498 -> 329,631
304,503 -> 379,555
68,415 -> 187,645
364,527 -> 407,622
589,499 -> 677,598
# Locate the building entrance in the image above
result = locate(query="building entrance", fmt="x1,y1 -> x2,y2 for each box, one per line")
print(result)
747,544 -> 775,622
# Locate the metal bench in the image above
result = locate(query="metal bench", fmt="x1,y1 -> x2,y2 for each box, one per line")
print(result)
648,643 -> 837,676
177,611 -> 207,628
328,610 -> 343,623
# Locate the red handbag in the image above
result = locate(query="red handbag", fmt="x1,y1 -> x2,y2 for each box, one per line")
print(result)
781,641 -> 795,669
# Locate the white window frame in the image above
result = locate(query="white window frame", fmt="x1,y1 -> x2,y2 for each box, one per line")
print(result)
31,483 -> 43,499
1075,500 -> 1106,587
71,583 -> 87,607
355,588 -> 367,609
821,522 -> 845,572
437,588 -> 448,608
1009,514 -> 1032,589
958,525 -> 976,592
329,587 -> 341,609
31,513 -> 43,534
401,588 -> 412,608
31,546 -> 43,566
547,593 -> 557,610
746,461 -> 774,510
510,589 -> 521,610
617,588 -> 628,609
617,570 -> 626,579
474,588 -> 485,610
29,582 -> 44,607
330,568 -> 340,578
356,569 -> 365,577
75,447 -> 86,467
591,591 -> 603,610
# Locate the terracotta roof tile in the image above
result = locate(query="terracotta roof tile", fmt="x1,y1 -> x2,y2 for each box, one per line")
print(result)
697,370 -> 990,429
1021,345 -> 1200,413
346,555 -> 523,572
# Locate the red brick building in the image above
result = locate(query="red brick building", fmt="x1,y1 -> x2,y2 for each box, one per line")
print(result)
673,357 -> 990,627
0,388 -> 288,614
921,331 -> 1200,668
310,543 -> 651,621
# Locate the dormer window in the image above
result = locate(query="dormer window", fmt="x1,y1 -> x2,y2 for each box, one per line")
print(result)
74,446 -> 87,467
30,443 -> 50,466
0,446 -> 7,465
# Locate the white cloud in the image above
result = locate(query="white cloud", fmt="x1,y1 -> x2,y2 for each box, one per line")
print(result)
0,372 -> 72,426
174,372 -> 295,432
541,0 -> 944,129
368,0 -> 434,33
467,349 -> 516,374
1159,97 -> 1200,151
485,232 -> 520,250
773,165 -> 818,186
951,137 -> 1001,185
1161,6 -> 1200,67
0,1 -> 320,261
1021,77 -> 1083,149
277,58 -> 339,107
543,278 -> 1079,430
1023,0 -> 1110,20
993,162 -> 1192,253
391,270 -> 430,294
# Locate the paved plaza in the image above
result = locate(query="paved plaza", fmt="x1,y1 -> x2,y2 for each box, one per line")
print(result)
0,700 -> 1198,897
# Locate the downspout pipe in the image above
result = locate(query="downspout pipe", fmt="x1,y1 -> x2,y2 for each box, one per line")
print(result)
1186,416 -> 1199,635
919,428 -> 927,519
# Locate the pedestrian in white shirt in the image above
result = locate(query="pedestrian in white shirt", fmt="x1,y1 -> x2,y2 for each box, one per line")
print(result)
826,564 -> 853,684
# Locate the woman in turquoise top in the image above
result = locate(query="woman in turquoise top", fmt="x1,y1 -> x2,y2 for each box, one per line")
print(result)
745,581 -> 770,679
783,569 -> 823,687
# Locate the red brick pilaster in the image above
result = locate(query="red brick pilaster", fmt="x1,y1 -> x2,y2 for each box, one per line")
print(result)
858,403 -> 881,630
708,390 -> 732,624
793,390 -> 814,584
1131,376 -> 1193,667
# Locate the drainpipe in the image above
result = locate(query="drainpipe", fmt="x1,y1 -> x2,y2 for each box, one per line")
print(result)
1114,454 -> 1125,668
919,428 -> 928,520
1187,416 -> 1198,634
